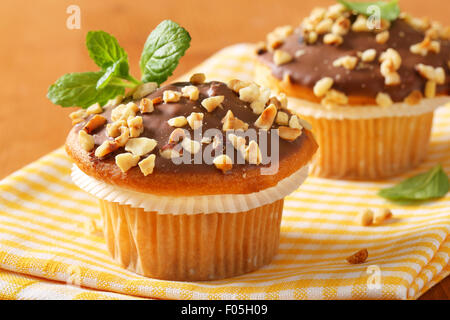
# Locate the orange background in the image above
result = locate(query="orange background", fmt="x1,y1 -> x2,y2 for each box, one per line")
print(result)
0,0 -> 448,299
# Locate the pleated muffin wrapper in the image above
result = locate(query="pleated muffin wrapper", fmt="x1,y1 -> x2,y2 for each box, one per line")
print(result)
71,164 -> 309,281
288,97 -> 450,180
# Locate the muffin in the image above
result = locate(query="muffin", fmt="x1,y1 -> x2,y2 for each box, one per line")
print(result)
255,3 -> 450,179
66,75 -> 318,281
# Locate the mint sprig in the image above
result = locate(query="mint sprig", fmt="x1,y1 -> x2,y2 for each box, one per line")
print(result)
47,20 -> 191,108
47,72 -> 125,108
378,164 -> 449,202
140,20 -> 191,84
337,0 -> 400,22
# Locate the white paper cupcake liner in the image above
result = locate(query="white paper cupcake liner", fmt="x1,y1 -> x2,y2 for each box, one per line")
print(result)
71,164 -> 309,214
288,96 -> 450,120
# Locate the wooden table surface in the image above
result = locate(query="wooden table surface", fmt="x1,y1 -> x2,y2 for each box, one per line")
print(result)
0,0 -> 448,299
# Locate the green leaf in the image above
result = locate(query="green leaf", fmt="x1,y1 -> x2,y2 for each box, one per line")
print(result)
86,31 -> 129,77
337,0 -> 400,21
47,72 -> 125,108
140,20 -> 191,84
96,58 -> 126,89
378,164 -> 450,201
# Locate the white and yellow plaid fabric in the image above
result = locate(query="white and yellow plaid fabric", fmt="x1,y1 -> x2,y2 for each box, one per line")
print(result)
0,44 -> 449,300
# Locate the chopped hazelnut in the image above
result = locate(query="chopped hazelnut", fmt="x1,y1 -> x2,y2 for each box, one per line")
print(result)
276,111 -> 289,125
255,104 -> 277,129
380,49 -> 402,70
375,31 -> 390,44
357,208 -> 374,226
168,128 -> 187,144
289,115 -> 303,129
221,110 -> 249,131
201,95 -> 224,112
213,154 -> 233,173
380,49 -> 402,86
373,208 -> 393,225
70,109 -> 86,125
181,138 -> 201,154
86,103 -> 103,115
415,64 -> 446,84
346,249 -> 368,264
111,103 -> 138,122
83,115 -> 107,134
228,79 -> 252,93
267,25 -> 293,50
181,85 -> 200,101
325,3 -> 346,20
138,154 -> 156,176
278,126 -> 302,141
189,73 -> 206,84
78,130 -> 95,152
404,90 -> 423,105
250,101 -> 266,115
315,18 -> 333,34
201,137 -> 212,144
115,153 -> 140,173
276,93 -> 288,109
425,80 -> 436,98
168,116 -> 188,128
115,126 -> 130,147
273,49 -> 293,66
304,31 -> 318,44
160,146 -> 181,159
352,15 -> 370,32
95,140 -> 120,158
321,90 -> 349,106
360,49 -> 377,62
106,120 -> 127,138
245,140 -> 262,165
228,133 -> 246,156
333,55 -> 358,70
298,117 -> 312,131
186,112 -> 204,130
331,17 -> 350,35
125,137 -> 157,156
410,36 -> 440,56
127,116 -> 144,138
132,82 -> 158,99
376,92 -> 393,107
239,83 -> 260,103
139,98 -> 154,114
323,33 -> 343,45
313,77 -> 334,97
163,90 -> 182,103
152,97 -> 163,105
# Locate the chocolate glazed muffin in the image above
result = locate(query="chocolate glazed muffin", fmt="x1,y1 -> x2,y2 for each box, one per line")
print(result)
67,75 -> 318,281
255,3 -> 450,179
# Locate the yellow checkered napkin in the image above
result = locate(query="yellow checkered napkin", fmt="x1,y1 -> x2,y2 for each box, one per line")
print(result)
0,44 -> 449,300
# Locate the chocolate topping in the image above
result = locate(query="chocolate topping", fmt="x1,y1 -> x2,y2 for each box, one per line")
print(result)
74,81 -> 308,174
258,19 -> 450,102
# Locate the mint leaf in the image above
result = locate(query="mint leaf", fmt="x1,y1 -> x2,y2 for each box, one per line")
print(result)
378,164 -> 450,201
96,58 -> 125,89
47,72 -> 125,108
86,31 -> 129,77
140,20 -> 191,84
337,0 -> 400,21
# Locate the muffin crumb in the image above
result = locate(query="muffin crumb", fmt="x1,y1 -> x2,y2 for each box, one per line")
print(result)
346,249 -> 368,264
